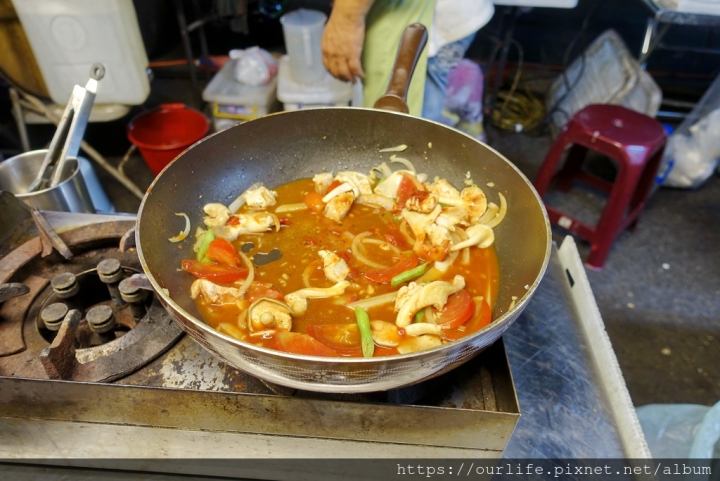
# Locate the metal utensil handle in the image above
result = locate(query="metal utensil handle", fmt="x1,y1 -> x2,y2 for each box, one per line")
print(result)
373,23 -> 428,114
27,63 -> 105,191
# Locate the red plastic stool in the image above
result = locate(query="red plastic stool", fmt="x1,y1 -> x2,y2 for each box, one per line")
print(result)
534,104 -> 667,270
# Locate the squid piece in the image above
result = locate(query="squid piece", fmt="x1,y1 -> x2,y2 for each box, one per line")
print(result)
428,178 -> 461,203
369,320 -> 402,347
450,224 -> 495,251
203,203 -> 231,227
213,212 -> 278,241
435,206 -> 470,230
397,334 -> 442,354
335,171 -> 374,196
318,250 -> 350,283
394,275 -> 466,327
405,192 -> 438,214
313,172 -> 334,194
404,323 -> 443,337
401,205 -> 442,242
244,185 -> 278,209
323,192 -> 354,223
191,279 -> 242,304
425,223 -> 453,248
247,298 -> 293,333
285,281 -> 351,315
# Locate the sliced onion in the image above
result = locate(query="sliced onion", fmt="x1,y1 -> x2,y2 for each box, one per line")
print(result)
343,231 -> 356,242
486,192 -> 507,228
398,219 -> 416,246
352,232 -> 387,269
371,162 -> 393,180
235,252 -> 255,298
228,181 -> 261,214
322,182 -> 353,203
356,194 -> 395,211
379,144 -> 408,153
478,203 -> 499,225
435,232 -> 459,272
168,213 -> 190,242
390,156 -> 416,173
361,237 -> 401,255
424,306 -> 437,325
302,260 -> 322,288
275,203 -> 308,213
455,228 -> 471,265
192,227 -> 206,252
346,291 -> 398,310
269,213 -> 281,232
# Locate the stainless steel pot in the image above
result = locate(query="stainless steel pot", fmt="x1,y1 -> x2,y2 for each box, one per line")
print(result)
0,150 -> 95,213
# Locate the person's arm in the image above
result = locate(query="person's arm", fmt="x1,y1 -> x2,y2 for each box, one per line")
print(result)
321,0 -> 375,82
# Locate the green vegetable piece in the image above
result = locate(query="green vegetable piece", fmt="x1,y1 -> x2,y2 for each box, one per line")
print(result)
390,262 -> 429,287
413,309 -> 425,324
196,229 -> 215,261
354,306 -> 374,358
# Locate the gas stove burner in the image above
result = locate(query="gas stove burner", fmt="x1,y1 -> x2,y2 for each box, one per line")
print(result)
0,220 -> 183,382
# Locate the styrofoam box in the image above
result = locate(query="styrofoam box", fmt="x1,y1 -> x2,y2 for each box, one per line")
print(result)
12,0 -> 150,106
202,58 -> 279,130
277,55 -> 354,110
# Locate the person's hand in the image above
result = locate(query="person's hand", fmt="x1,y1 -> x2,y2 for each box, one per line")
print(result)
321,8 -> 366,82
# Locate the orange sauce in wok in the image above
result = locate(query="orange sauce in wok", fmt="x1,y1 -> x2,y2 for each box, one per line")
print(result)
195,178 -> 499,356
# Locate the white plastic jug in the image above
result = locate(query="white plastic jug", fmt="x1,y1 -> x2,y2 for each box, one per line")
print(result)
11,0 -> 150,106
280,9 -> 327,85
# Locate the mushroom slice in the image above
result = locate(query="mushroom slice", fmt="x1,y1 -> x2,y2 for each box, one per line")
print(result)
318,250 -> 350,283
404,323 -> 443,337
191,279 -> 242,304
247,298 -> 293,333
450,224 -> 495,251
323,192 -> 355,223
203,203 -> 231,227
397,335 -> 443,354
395,275 -> 465,327
370,320 -> 402,347
285,281 -> 351,315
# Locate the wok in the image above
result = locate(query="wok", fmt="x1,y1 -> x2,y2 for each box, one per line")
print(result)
137,25 -> 551,393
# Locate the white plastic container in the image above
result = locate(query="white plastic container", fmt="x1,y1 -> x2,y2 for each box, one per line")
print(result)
277,56 -> 355,111
202,59 -> 279,131
279,9 -> 327,84
11,0 -> 150,106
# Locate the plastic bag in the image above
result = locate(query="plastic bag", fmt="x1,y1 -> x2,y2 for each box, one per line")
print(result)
440,60 -> 485,141
229,47 -> 277,86
664,108 -> 720,188
636,401 -> 720,459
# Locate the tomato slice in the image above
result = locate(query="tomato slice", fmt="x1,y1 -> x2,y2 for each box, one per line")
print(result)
396,174 -> 416,208
246,283 -> 284,303
205,238 -> 242,267
442,299 -> 492,341
436,289 -> 475,329
181,259 -> 249,284
272,332 -> 339,357
304,192 -> 325,213
306,324 -> 362,355
363,251 -> 419,284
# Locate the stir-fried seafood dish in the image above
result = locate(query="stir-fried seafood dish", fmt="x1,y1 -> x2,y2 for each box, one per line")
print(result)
175,152 -> 507,357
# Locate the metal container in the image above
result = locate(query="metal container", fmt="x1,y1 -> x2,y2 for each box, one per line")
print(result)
0,149 -> 95,213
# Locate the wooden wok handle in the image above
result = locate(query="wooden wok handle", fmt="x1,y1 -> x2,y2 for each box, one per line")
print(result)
373,23 -> 428,114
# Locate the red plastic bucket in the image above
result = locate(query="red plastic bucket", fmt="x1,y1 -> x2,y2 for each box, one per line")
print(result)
127,103 -> 209,175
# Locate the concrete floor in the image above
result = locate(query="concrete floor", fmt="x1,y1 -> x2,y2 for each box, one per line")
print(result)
82,81 -> 720,408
